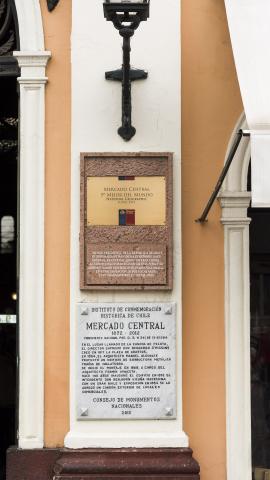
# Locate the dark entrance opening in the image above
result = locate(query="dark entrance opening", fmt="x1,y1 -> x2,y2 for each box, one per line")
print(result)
0,2 -> 20,478
0,76 -> 18,480
249,204 -> 270,478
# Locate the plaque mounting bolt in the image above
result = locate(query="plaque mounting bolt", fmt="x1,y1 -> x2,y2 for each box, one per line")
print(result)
80,306 -> 89,316
80,407 -> 89,417
165,408 -> 173,417
164,305 -> 173,315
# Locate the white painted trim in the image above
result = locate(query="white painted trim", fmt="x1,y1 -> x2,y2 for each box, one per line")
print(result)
14,0 -> 45,51
64,433 -> 189,450
12,7 -> 51,448
224,1 -> 270,129
219,116 -> 252,480
222,114 -> 250,193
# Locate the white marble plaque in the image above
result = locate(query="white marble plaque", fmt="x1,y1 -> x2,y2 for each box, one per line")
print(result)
76,302 -> 176,420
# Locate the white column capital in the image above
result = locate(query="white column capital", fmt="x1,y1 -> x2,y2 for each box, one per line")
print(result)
13,51 -> 51,80
13,51 -> 51,67
219,192 -> 251,226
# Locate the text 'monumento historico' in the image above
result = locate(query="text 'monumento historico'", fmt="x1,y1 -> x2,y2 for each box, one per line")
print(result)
80,153 -> 173,290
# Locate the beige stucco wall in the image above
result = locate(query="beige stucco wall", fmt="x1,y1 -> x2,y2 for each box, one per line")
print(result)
182,1 -> 243,479
41,0 -> 71,447
41,0 -> 244,475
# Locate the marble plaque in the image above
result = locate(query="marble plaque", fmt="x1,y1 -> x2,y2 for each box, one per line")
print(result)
77,302 -> 176,420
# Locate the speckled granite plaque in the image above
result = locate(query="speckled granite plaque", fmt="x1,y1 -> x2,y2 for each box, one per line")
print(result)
86,243 -> 167,285
80,153 -> 173,290
76,302 -> 176,420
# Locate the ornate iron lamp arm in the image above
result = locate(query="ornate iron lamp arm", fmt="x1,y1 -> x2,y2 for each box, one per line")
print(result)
118,28 -> 135,141
104,1 -> 150,141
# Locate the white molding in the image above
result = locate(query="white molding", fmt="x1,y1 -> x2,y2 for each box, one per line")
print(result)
64,432 -> 189,450
222,114 -> 251,193
13,43 -> 51,449
14,1 -> 45,51
219,116 -> 252,480
224,0 -> 270,129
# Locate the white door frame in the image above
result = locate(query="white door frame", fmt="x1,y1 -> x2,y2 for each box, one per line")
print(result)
219,114 -> 252,480
12,0 -> 51,449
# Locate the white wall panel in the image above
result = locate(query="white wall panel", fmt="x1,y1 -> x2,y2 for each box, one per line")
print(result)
66,0 -> 186,448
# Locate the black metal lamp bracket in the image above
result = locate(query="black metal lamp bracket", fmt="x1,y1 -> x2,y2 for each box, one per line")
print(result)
47,0 -> 59,12
104,4 -> 150,142
105,27 -> 148,141
105,67 -> 148,82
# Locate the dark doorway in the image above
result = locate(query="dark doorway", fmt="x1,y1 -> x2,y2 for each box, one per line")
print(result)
0,2 -> 19,478
249,206 -> 270,478
0,76 -> 18,480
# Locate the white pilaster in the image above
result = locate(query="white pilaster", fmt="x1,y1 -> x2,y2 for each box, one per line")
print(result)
220,192 -> 252,480
13,51 -> 51,449
66,0 -> 187,449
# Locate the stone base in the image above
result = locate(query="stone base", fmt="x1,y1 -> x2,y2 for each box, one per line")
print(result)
7,447 -> 200,480
6,448 -> 60,480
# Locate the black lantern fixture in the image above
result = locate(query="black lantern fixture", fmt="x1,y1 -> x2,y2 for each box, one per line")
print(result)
103,0 -> 150,141
47,0 -> 60,11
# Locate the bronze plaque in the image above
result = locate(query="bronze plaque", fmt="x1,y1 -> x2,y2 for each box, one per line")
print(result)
80,153 -> 173,290
87,176 -> 166,226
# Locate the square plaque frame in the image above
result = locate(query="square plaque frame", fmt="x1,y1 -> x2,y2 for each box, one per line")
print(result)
80,153 -> 173,290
